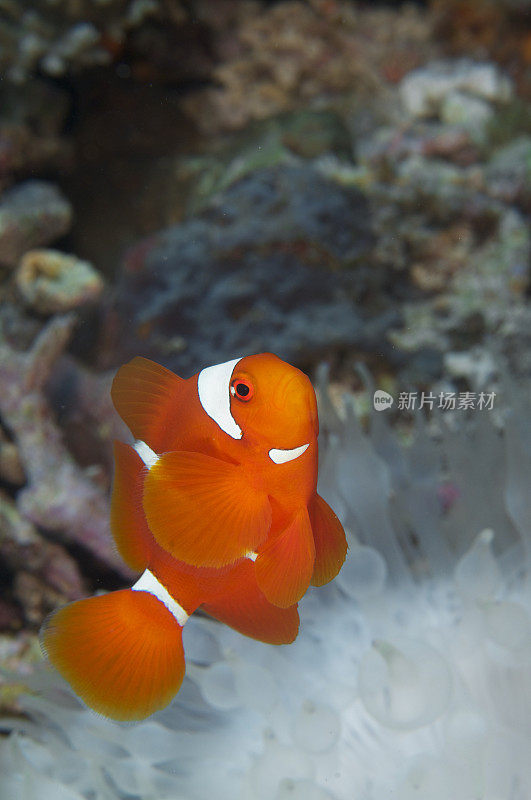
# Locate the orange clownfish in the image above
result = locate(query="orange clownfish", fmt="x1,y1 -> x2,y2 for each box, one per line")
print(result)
41,354 -> 347,720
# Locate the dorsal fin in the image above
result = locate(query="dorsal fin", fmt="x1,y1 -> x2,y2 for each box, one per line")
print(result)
110,441 -> 153,571
111,357 -> 184,452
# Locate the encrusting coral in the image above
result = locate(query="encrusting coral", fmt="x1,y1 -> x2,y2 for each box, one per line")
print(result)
15,249 -> 104,315
182,1 -> 434,135
1,367 -> 530,800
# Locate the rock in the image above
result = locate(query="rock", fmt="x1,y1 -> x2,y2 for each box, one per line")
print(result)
182,2 -> 432,135
104,164 -> 395,375
0,490 -> 85,625
358,122 -> 480,168
46,356 -> 127,472
400,59 -> 513,119
444,348 -> 497,388
15,249 -> 104,314
0,316 -> 132,579
0,79 -> 72,183
0,431 -> 25,486
485,136 -> 531,209
440,90 -> 493,140
180,110 -> 354,214
0,182 -> 72,268
0,600 -> 23,632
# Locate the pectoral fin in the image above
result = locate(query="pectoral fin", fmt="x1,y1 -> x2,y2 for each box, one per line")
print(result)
255,508 -> 315,608
309,493 -> 348,587
143,451 -> 272,568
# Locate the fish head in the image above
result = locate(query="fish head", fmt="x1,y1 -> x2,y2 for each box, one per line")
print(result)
197,353 -> 318,459
229,353 -> 318,455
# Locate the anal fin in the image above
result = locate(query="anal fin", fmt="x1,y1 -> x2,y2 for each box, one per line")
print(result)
202,560 -> 299,645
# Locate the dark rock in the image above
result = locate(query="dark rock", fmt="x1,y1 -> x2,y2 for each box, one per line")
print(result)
0,80 -> 72,183
104,164 -> 392,374
180,109 -> 354,215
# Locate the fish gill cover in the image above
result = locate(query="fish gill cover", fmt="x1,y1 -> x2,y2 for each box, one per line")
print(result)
1,369 -> 531,800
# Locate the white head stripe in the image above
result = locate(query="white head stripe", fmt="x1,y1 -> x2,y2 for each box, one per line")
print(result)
134,440 -> 159,469
132,569 -> 189,626
269,443 -> 309,464
197,358 -> 243,439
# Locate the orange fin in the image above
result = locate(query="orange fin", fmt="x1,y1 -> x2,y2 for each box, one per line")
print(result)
309,493 -> 348,587
111,441 -> 152,571
202,561 -> 299,645
41,589 -> 185,721
111,357 -> 184,452
143,452 -> 271,568
255,508 -> 315,608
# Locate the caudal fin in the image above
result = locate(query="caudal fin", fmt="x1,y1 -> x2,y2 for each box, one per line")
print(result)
41,588 -> 185,721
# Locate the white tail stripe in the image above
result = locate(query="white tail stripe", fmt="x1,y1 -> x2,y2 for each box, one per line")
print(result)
132,569 -> 189,626
134,440 -> 159,469
269,443 -> 309,464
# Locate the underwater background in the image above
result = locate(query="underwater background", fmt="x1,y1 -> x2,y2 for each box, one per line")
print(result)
1,0 -> 531,797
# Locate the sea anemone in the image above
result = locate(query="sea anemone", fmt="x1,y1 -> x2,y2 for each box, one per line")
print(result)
1,367 -> 530,800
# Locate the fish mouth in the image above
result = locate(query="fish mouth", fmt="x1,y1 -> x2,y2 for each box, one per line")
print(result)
268,443 -> 309,464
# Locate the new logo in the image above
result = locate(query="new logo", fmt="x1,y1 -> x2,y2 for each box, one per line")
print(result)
373,390 -> 394,411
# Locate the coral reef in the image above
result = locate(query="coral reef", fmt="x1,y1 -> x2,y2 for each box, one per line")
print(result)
178,109 -> 354,214
2,373 -> 531,799
182,1 -> 434,134
0,0 -> 225,88
0,182 -> 72,269
0,0 -> 530,794
333,55 -> 531,382
0,491 -> 84,625
0,79 -> 72,186
103,163 -> 395,375
15,249 -> 104,315
1,0 -> 163,83
399,58 -> 514,120
431,0 -> 531,95
0,315 -> 132,581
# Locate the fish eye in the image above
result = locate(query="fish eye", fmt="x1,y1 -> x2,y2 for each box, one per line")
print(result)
230,376 -> 254,402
